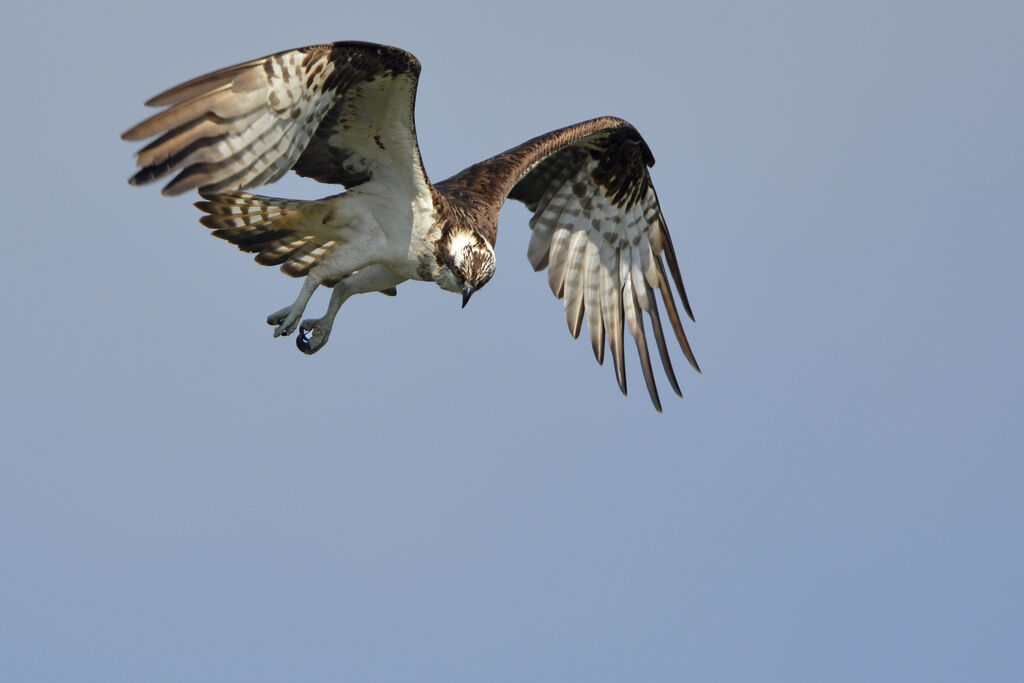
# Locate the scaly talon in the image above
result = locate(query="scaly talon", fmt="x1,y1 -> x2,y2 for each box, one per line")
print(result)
296,318 -> 331,354
267,306 -> 301,337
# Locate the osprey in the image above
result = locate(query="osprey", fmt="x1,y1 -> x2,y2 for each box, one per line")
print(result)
123,41 -> 699,410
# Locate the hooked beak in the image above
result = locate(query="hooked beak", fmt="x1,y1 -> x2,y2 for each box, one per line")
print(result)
461,283 -> 476,308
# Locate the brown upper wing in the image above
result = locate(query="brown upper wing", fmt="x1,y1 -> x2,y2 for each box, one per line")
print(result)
122,41 -> 423,196
437,117 -> 699,411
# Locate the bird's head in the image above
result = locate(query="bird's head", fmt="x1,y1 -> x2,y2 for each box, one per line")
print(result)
437,229 -> 495,307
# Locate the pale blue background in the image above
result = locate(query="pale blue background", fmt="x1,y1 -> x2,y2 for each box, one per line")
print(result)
2,1 -> 1022,681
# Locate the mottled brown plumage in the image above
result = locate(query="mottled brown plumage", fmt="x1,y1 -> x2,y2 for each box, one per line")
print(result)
124,41 -> 699,410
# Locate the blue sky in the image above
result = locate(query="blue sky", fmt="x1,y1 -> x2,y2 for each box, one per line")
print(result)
2,1 -> 1022,681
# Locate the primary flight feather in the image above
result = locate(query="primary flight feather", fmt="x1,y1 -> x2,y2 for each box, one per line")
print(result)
123,41 -> 699,410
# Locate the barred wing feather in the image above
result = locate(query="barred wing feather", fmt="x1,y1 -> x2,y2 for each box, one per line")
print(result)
122,42 -> 422,196
451,117 -> 699,411
513,122 -> 698,410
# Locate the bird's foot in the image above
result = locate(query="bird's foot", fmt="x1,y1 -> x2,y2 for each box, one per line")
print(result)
267,306 -> 302,337
296,318 -> 332,355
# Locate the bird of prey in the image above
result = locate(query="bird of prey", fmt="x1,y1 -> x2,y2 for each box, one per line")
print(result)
123,41 -> 699,410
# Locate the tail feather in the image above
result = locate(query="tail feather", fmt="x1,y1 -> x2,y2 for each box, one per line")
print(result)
195,191 -> 338,277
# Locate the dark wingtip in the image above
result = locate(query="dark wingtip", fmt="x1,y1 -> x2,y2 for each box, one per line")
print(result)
682,294 -> 695,322
128,165 -> 162,189
646,381 -> 662,411
615,368 -> 627,396
121,124 -> 147,142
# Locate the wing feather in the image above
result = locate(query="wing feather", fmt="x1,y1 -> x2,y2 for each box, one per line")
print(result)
600,245 -> 627,395
123,42 -> 423,196
623,264 -> 661,411
526,211 -> 556,271
143,59 -> 269,108
526,184 -> 572,270
654,257 -> 701,372
562,230 -> 590,338
160,116 -> 297,195
641,275 -> 682,397
124,86 -> 267,141
546,225 -> 572,299
438,116 -> 699,408
134,108 -> 267,171
582,239 -> 606,364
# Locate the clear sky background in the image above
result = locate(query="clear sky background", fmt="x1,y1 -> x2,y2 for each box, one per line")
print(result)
2,1 -> 1022,681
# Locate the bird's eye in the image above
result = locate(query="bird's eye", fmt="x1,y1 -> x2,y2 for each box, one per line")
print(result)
453,266 -> 464,280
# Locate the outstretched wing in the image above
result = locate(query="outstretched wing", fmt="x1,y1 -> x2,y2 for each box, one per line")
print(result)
122,41 -> 424,196
438,117 -> 699,411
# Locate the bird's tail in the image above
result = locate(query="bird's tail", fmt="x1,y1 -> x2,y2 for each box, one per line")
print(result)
195,191 -> 339,277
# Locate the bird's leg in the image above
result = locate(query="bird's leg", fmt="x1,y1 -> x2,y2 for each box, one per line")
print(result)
297,265 -> 404,355
267,271 -> 323,337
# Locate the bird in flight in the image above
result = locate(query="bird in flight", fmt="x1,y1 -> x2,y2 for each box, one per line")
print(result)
123,41 -> 699,410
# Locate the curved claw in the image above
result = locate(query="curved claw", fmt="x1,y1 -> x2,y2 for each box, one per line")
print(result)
296,318 -> 331,355
267,306 -> 301,337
